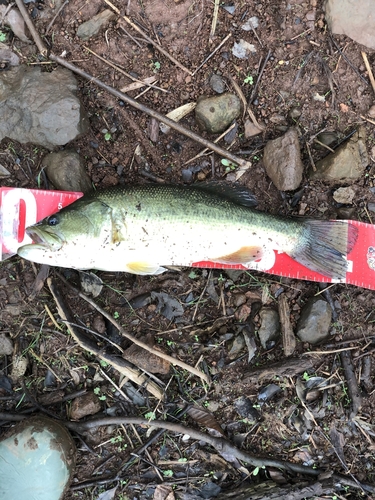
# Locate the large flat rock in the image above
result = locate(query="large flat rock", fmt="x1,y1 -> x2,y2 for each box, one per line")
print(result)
324,0 -> 375,50
0,66 -> 88,149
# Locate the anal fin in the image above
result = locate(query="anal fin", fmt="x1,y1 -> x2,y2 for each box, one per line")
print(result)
126,261 -> 166,275
210,246 -> 263,265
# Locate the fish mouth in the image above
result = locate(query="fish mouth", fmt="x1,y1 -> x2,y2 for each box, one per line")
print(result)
26,227 -> 63,251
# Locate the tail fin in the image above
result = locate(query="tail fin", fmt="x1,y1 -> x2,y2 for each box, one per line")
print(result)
291,221 -> 358,279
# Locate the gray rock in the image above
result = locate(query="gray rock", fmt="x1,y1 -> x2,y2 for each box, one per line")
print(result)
297,299 -> 332,345
258,308 -> 280,349
324,0 -> 375,50
42,150 -> 92,193
263,128 -> 304,191
0,333 -> 13,356
195,93 -> 241,133
223,5 -> 235,15
241,16 -> 259,31
289,107 -> 302,120
0,6 -> 31,43
209,74 -> 226,94
311,127 -> 368,183
368,104 -> 375,118
0,66 -> 88,149
70,392 -> 101,420
234,396 -> 260,422
77,9 -> 116,40
315,131 -> 338,148
232,39 -> 257,59
0,46 -> 19,66
333,186 -> 356,204
244,119 -> 262,138
228,333 -> 245,359
0,164 -> 11,177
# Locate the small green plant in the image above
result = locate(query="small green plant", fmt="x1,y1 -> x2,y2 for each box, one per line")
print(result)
113,311 -> 120,319
152,60 -> 161,72
100,360 -> 109,367
94,386 -> 107,401
111,435 -> 127,451
252,465 -> 265,476
188,270 -> 199,279
0,31 -> 7,42
104,132 -> 111,141
221,158 -> 237,173
144,411 -> 156,420
163,469 -> 173,478
244,75 -> 254,85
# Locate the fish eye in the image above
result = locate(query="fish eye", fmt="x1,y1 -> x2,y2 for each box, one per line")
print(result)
47,215 -> 60,226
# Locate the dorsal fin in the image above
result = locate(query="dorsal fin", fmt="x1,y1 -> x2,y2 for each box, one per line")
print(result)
193,181 -> 257,207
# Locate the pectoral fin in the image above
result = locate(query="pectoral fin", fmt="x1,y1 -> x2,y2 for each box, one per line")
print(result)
210,246 -> 264,265
126,261 -> 167,275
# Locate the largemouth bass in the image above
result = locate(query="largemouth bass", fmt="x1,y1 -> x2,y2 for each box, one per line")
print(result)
17,184 -> 358,279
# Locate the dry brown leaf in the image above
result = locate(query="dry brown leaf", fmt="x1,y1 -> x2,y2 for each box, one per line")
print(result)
153,484 -> 175,500
187,405 -> 224,435
123,333 -> 170,374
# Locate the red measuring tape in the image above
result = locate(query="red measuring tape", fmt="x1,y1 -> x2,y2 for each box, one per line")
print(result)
1,187 -> 374,289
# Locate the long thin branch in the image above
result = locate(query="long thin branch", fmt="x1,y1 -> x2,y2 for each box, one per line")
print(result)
1,412 -> 374,493
14,0 -> 47,55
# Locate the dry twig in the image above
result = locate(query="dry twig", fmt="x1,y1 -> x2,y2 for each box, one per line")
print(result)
278,294 -> 295,357
84,46 -> 167,93
361,51 -> 375,96
14,0 -> 47,55
340,349 -> 363,419
209,0 -> 220,39
192,33 -> 231,76
45,0 -> 69,35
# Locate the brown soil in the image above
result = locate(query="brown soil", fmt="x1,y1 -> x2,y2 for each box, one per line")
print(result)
1,1 -> 375,499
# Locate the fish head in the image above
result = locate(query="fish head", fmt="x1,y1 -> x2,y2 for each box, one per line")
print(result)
17,200 -> 115,268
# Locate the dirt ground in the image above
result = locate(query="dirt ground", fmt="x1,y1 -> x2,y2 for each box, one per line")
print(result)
1,0 -> 375,499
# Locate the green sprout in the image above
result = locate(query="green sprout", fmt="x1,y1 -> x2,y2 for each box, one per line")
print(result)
221,158 -> 237,173
244,75 -> 254,85
152,61 -> 161,73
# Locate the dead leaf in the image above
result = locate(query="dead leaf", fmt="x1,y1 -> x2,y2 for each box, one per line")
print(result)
187,405 -> 224,435
244,118 -> 263,138
96,486 -> 117,500
153,484 -> 175,500
148,117 -> 160,142
29,265 -> 50,300
123,333 -> 170,374
151,291 -> 184,320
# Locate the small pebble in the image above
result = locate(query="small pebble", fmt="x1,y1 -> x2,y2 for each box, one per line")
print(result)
209,74 -> 226,94
368,104 -> 375,118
